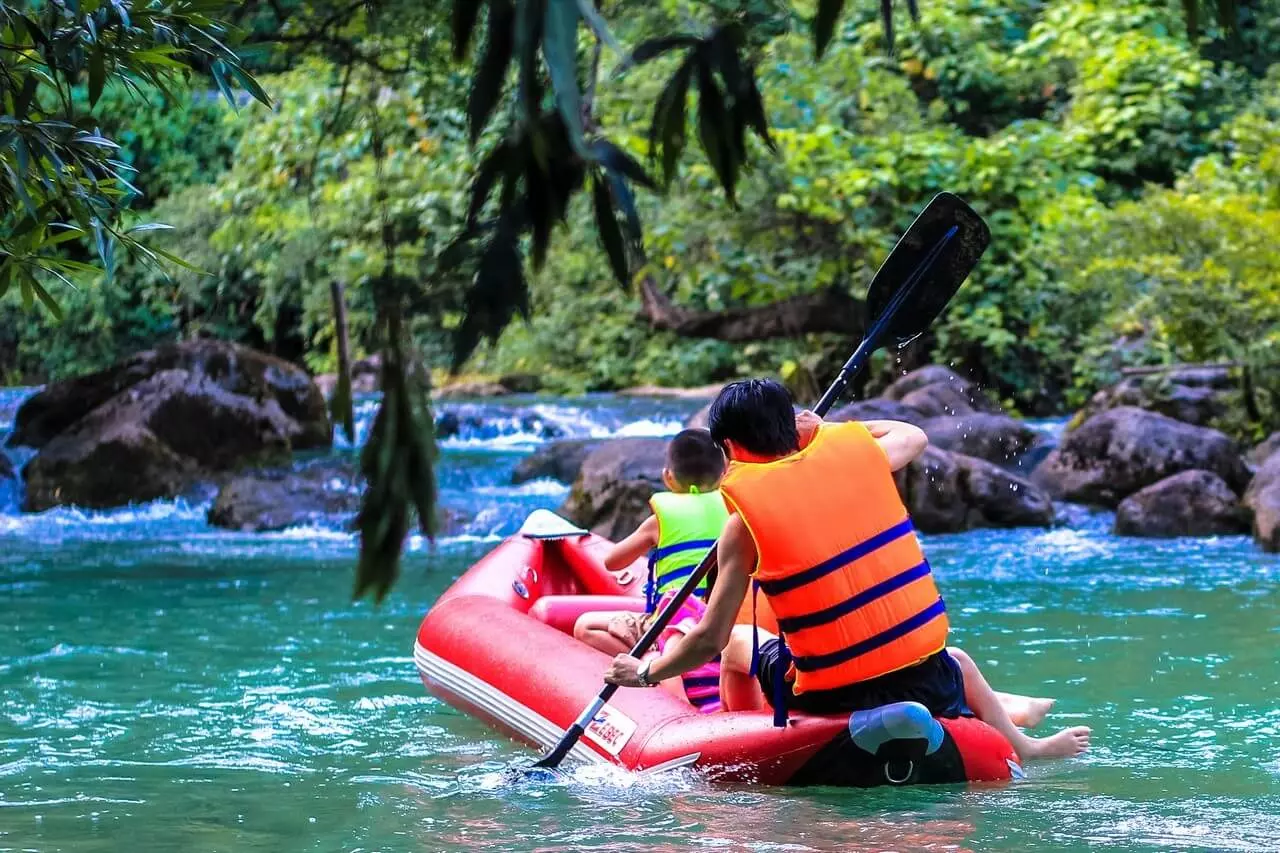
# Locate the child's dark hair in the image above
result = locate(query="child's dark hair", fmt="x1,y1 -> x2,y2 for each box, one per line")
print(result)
707,379 -> 800,457
666,428 -> 726,490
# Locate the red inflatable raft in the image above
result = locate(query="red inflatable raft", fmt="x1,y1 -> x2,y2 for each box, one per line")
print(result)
414,512 -> 1021,787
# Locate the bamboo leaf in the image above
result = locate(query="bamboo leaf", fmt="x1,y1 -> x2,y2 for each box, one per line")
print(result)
814,0 -> 846,58
515,0 -> 546,127
695,57 -> 737,206
739,62 -> 775,151
88,47 -> 105,107
229,64 -> 271,108
651,56 -> 694,187
452,0 -> 486,60
29,276 -> 64,321
592,171 -> 628,287
210,60 -> 237,109
468,0 -> 514,144
881,0 -> 895,53
543,0 -> 586,156
607,170 -> 643,254
589,139 -> 655,189
574,0 -> 627,62
631,35 -> 698,65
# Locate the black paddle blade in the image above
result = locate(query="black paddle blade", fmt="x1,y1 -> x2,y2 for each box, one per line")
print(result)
865,192 -> 990,348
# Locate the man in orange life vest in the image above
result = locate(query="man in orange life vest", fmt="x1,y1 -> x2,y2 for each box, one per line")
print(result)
606,379 -> 1090,762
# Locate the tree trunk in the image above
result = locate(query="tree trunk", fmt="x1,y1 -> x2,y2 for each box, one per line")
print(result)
639,275 -> 863,341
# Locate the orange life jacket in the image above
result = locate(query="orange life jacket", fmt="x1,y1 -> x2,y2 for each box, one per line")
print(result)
719,421 -> 949,696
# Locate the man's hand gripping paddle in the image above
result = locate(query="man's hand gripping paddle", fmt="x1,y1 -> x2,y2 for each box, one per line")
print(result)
525,192 -> 991,776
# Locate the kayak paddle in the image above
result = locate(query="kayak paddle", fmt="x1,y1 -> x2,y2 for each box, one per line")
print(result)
528,191 -> 990,773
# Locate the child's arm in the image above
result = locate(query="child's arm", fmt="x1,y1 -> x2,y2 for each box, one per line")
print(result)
603,514 -> 659,571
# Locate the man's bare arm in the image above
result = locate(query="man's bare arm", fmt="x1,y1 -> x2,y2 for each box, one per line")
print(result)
643,515 -> 754,682
860,419 -> 929,471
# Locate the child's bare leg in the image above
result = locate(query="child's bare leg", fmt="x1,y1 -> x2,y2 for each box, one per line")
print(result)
996,691 -> 1055,729
949,649 -> 1089,761
719,624 -> 767,712
947,648 -> 1055,728
573,611 -> 631,655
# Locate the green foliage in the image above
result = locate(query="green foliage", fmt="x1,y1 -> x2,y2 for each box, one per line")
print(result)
0,0 -> 268,311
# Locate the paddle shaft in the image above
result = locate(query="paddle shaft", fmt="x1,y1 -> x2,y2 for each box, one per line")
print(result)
532,226 -> 958,770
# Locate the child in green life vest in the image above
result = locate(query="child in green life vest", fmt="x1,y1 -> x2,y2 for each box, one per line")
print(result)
574,428 -> 728,656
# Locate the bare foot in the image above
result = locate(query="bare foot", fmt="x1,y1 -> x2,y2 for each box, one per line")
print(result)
1019,725 -> 1091,760
1013,697 -> 1056,729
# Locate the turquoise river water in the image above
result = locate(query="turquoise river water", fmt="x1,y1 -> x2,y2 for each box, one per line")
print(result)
1,388 -> 1277,852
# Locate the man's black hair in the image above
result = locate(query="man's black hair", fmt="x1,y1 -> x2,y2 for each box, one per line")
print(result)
707,379 -> 800,458
666,428 -> 726,490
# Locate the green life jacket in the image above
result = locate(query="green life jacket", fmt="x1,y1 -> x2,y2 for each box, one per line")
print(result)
645,489 -> 729,611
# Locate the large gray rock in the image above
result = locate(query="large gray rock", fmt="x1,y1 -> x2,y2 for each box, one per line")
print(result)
560,438 -> 667,540
882,365 -> 968,400
435,379 -> 512,399
829,398 -> 926,425
10,339 -> 329,450
208,456 -> 467,533
920,413 -> 1050,472
1075,367 -> 1232,429
1249,432 -> 1280,467
882,365 -> 1000,418
512,439 -> 603,485
895,447 -> 1054,533
686,403 -> 712,430
1114,470 -> 1250,538
1244,455 -> 1280,552
208,461 -> 362,532
1032,407 -> 1250,507
16,341 -> 331,512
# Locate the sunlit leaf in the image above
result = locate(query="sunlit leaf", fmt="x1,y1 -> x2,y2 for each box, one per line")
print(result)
542,0 -> 585,155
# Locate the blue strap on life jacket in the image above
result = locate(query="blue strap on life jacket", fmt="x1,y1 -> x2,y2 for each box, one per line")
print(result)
791,597 -> 947,672
644,550 -> 657,612
770,640 -> 792,728
747,580 -> 790,728
774,560 -> 933,634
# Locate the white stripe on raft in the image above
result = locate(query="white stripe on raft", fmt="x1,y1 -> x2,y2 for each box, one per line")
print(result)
413,642 -> 608,766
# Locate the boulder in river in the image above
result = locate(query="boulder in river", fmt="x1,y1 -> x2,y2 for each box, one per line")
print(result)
1074,366 -> 1233,429
436,379 -> 514,399
512,439 -> 603,485
10,339 -> 329,451
1114,470 -> 1250,538
208,455 -> 468,533
560,438 -> 667,540
882,365 -> 1001,418
0,451 -> 13,483
1244,455 -> 1280,552
896,447 -> 1055,533
919,413 -> 1050,472
15,341 -> 331,511
1032,407 -> 1251,507
828,398 -> 926,425
1248,432 -> 1280,467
